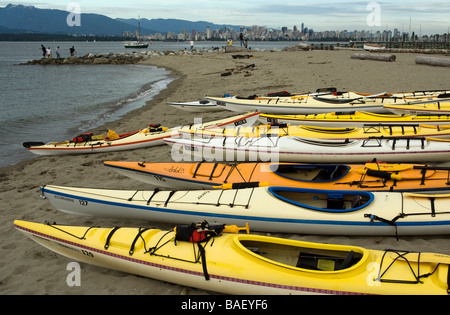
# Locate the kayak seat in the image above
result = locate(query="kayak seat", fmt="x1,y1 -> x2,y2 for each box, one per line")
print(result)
313,165 -> 348,181
351,195 -> 365,208
296,251 -> 356,271
327,193 -> 345,210
335,251 -> 356,270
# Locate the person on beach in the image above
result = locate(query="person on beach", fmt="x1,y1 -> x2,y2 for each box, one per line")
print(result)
69,46 -> 76,56
41,45 -> 46,58
190,40 -> 194,51
240,32 -> 244,47
55,46 -> 61,59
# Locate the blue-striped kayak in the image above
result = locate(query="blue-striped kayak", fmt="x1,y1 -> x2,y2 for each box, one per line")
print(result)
40,185 -> 450,237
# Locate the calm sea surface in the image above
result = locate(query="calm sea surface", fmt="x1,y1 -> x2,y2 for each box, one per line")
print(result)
0,40 -> 296,168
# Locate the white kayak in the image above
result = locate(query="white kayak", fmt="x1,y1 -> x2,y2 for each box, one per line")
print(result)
167,100 -> 226,113
164,135 -> 450,164
40,185 -> 450,237
205,93 -> 395,115
22,112 -> 260,156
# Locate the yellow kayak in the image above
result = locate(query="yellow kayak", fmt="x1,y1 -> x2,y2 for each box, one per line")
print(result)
259,111 -> 450,127
385,100 -> 450,116
180,123 -> 450,140
14,220 -> 450,295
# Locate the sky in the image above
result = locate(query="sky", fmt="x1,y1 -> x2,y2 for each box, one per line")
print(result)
2,1 -> 450,34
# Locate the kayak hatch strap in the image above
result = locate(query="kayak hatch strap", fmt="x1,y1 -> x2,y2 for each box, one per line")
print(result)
128,190 -> 140,202
377,250 -> 441,285
216,189 -> 225,206
359,169 -> 387,188
192,162 -> 204,178
147,230 -> 175,255
245,188 -> 256,209
198,242 -> 210,281
364,214 -> 401,240
362,138 -> 383,148
227,162 -> 259,184
430,197 -> 436,217
164,191 -> 177,207
146,188 -> 161,205
209,163 -> 219,180
223,163 -> 246,183
129,228 -> 151,256
420,168 -> 427,185
147,230 -> 212,281
45,221 -> 98,241
104,227 -> 121,250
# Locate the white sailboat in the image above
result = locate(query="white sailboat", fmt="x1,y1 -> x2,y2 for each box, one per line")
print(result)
124,17 -> 149,49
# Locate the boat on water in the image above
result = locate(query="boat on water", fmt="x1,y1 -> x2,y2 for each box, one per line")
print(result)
124,41 -> 149,49
124,17 -> 149,49
104,160 -> 450,193
384,100 -> 450,116
259,111 -> 450,127
22,112 -> 260,156
14,220 -> 450,295
179,123 -> 450,140
39,184 -> 450,236
164,135 -> 450,164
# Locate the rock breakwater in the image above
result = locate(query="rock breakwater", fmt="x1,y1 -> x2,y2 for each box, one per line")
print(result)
20,48 -> 220,65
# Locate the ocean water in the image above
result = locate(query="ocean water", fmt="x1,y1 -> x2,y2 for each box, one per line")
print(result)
0,41 -> 176,168
0,40 -> 298,168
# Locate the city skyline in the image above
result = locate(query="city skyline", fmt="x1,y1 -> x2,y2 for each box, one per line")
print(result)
1,1 -> 449,35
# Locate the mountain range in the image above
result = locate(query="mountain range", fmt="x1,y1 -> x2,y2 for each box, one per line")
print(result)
0,4 -> 241,36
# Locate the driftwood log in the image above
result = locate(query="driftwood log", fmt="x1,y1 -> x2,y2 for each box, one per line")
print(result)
415,56 -> 450,67
351,53 -> 396,62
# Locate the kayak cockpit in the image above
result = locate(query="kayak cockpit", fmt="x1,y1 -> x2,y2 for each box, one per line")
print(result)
238,238 -> 365,272
270,164 -> 350,182
268,187 -> 373,212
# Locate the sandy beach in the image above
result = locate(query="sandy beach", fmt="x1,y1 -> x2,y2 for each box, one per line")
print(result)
1,48 -> 450,295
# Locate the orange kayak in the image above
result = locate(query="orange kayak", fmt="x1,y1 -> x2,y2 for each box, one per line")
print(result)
104,161 -> 450,193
